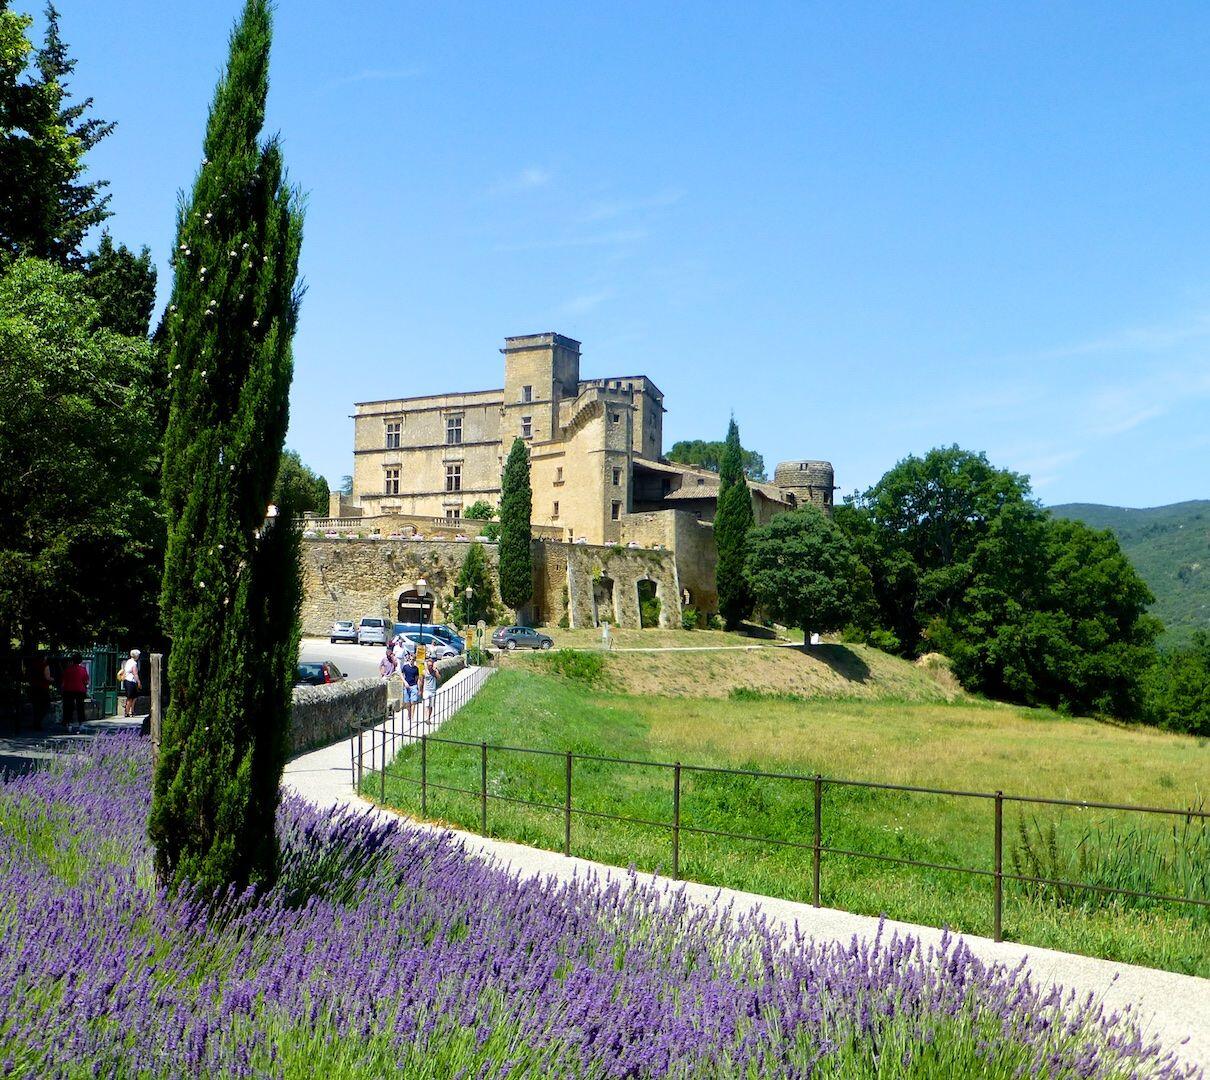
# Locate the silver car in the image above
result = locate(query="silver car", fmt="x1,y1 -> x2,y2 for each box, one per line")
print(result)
357,617 -> 389,646
330,620 -> 357,644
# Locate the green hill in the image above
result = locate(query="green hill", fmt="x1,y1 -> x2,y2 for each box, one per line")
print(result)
1049,500 -> 1210,647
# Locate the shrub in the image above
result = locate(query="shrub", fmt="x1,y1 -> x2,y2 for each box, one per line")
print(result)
465,646 -> 492,666
681,605 -> 700,631
640,596 -> 661,629
706,612 -> 723,631
537,649 -> 605,685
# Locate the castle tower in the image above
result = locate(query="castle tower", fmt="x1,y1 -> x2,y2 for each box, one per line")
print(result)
774,460 -> 835,513
500,332 -> 581,445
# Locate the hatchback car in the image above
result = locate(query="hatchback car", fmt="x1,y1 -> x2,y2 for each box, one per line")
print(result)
492,625 -> 554,651
296,660 -> 345,686
357,617 -> 388,646
393,632 -> 457,660
330,620 -> 357,644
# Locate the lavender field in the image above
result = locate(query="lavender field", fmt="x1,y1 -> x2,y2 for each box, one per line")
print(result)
0,736 -> 1200,1079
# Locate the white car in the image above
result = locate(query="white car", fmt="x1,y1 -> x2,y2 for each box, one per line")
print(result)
330,620 -> 357,644
394,632 -> 456,660
357,617 -> 389,646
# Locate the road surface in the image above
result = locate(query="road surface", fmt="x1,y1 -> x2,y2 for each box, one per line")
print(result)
300,638 -> 384,680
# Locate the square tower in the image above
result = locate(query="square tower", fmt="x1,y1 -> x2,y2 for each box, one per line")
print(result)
501,332 -> 581,446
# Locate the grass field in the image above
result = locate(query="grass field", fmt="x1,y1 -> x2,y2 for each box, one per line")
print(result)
375,658 -> 1210,976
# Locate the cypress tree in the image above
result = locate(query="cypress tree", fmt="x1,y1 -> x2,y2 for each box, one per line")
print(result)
149,0 -> 304,895
498,437 -> 533,618
715,417 -> 755,630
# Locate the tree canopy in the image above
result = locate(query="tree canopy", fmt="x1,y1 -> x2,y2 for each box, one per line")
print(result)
744,508 -> 874,644
449,542 -> 495,626
274,449 -> 328,515
667,438 -> 766,481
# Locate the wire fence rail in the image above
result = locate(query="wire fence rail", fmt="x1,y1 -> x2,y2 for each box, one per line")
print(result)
352,697 -> 1209,945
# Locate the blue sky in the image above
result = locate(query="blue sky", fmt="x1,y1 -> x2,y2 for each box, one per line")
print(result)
40,1 -> 1210,505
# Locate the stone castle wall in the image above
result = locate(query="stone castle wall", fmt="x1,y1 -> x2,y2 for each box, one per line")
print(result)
300,537 -> 681,634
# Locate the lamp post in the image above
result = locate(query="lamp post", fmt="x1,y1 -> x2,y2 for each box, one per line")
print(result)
464,585 -> 474,664
416,577 -> 428,665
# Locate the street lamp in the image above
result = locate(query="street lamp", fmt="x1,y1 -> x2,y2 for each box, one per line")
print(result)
416,578 -> 428,663
464,585 -> 474,664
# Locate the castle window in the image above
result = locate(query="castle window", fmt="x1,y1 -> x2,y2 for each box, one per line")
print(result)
446,415 -> 462,445
611,501 -> 621,521
555,466 -> 564,483
521,385 -> 533,403
552,500 -> 560,519
384,421 -> 401,449
445,507 -> 461,521
521,415 -> 532,439
612,467 -> 621,486
385,468 -> 400,496
611,412 -> 620,424
445,464 -> 462,492
696,477 -> 705,486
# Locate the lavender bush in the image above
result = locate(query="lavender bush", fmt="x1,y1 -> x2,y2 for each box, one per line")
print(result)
0,736 -> 1199,1079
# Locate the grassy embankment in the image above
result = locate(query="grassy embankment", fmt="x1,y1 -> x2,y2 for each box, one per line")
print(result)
374,638 -> 1209,976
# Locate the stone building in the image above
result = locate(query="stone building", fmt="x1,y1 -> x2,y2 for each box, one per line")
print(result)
310,331 -> 836,629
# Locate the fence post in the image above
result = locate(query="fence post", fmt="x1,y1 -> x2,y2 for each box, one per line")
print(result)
993,790 -> 1003,942
480,741 -> 488,835
812,774 -> 822,908
356,727 -> 363,792
149,653 -> 163,767
672,762 -> 682,880
380,727 -> 387,803
564,751 -> 573,857
420,734 -> 427,816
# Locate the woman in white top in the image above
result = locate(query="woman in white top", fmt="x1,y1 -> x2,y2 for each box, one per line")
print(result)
122,650 -> 142,717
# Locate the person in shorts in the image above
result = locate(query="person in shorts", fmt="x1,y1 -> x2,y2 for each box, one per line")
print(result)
423,657 -> 439,726
60,654 -> 90,733
400,655 -> 420,727
121,650 -> 142,718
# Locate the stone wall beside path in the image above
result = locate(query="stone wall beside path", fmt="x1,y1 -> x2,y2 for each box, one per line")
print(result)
289,678 -> 386,757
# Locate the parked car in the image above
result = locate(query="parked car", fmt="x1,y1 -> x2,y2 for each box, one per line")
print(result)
296,660 -> 345,686
392,632 -> 457,660
492,626 -> 554,651
330,620 -> 357,644
357,617 -> 388,646
393,622 -> 465,654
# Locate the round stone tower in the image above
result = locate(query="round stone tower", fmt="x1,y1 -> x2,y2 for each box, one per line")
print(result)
774,460 -> 835,513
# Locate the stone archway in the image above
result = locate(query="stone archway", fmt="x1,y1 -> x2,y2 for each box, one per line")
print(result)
396,588 -> 434,624
637,577 -> 663,628
592,576 -> 616,627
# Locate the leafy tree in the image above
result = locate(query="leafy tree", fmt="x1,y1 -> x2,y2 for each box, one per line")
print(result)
0,2 -> 113,265
498,437 -> 532,617
150,0 -> 304,895
81,231 -> 156,337
744,508 -> 874,644
667,438 -> 766,481
1141,632 -> 1210,737
338,474 -> 353,496
273,448 -> 328,514
464,499 -> 495,521
0,257 -> 159,656
714,418 -> 755,629
449,542 -> 494,626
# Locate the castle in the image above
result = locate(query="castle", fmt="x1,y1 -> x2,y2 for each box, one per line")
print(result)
302,332 -> 834,631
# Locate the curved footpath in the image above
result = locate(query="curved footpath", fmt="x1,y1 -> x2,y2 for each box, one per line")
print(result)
282,665 -> 1210,1071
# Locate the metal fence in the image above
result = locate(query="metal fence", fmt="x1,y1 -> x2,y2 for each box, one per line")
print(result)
354,720 -> 1209,943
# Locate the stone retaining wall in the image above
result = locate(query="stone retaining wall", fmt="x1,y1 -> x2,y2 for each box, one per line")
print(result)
289,678 -> 386,756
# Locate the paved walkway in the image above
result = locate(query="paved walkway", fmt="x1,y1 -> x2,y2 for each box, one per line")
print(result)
0,717 -> 144,776
282,667 -> 1210,1071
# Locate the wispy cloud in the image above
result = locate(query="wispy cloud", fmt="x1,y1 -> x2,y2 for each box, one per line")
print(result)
581,188 -> 685,223
490,167 -> 553,195
494,228 -> 647,253
324,66 -> 425,90
558,289 -> 615,317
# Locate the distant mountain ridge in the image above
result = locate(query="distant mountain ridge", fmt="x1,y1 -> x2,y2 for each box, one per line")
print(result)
1048,500 -> 1210,647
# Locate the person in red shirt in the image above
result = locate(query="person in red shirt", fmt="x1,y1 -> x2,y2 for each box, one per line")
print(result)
60,654 -> 89,733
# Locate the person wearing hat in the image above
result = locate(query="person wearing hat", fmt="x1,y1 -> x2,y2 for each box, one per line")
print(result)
121,650 -> 142,718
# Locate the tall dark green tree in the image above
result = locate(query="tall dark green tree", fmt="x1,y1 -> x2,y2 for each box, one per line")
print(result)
498,437 -> 533,618
450,542 -> 495,626
150,0 -> 304,895
714,417 -> 755,629
0,2 -> 113,265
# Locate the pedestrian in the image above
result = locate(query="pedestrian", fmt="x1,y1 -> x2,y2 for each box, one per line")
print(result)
121,649 -> 142,718
423,656 -> 439,726
25,653 -> 52,730
60,653 -> 89,733
378,645 -> 398,679
400,652 -> 420,729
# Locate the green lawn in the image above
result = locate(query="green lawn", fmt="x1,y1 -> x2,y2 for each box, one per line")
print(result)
374,666 -> 1210,976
